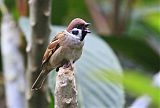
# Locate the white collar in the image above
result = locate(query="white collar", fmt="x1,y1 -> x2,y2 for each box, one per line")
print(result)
64,30 -> 80,39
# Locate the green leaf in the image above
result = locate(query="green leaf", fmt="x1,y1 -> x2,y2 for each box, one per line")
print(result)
126,10 -> 160,59
49,89 -> 54,108
95,70 -> 160,106
64,0 -> 91,23
50,0 -> 91,25
103,36 -> 160,72
129,7 -> 160,38
51,0 -> 68,25
133,0 -> 160,7
19,17 -> 125,108
141,12 -> 160,37
4,0 -> 19,20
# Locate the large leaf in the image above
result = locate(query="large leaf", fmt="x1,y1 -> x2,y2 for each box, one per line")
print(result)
103,36 -> 160,72
140,12 -> 160,38
129,8 -> 160,38
19,17 -> 124,108
123,8 -> 160,68
95,70 -> 160,107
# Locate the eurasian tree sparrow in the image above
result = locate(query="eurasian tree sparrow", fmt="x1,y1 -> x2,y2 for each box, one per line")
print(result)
32,18 -> 91,90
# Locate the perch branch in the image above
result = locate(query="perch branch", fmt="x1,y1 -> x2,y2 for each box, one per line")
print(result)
55,65 -> 78,108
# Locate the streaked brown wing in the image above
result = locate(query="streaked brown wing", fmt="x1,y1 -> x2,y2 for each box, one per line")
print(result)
41,32 -> 65,66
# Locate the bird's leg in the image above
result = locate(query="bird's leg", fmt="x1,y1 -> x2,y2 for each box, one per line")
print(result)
55,59 -> 68,72
70,61 -> 74,70
56,62 -> 70,72
63,61 -> 71,68
63,60 -> 74,71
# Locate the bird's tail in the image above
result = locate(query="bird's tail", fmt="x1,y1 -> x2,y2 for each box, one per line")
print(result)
31,70 -> 48,90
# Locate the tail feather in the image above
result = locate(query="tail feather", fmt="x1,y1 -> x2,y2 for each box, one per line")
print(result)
31,70 -> 48,90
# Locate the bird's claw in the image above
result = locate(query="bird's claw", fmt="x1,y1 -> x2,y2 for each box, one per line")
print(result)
63,62 -> 71,68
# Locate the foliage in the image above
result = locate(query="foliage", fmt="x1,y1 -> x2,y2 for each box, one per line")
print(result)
51,0 -> 68,25
4,0 -> 19,20
51,0 -> 90,25
141,12 -> 160,37
103,36 -> 160,72
93,70 -> 160,107
1,0 -> 160,108
97,0 -> 160,73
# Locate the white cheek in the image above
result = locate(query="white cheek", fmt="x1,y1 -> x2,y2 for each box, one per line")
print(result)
77,30 -> 82,38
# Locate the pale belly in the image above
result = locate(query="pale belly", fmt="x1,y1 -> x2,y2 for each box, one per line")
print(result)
48,45 -> 83,69
48,34 -> 84,69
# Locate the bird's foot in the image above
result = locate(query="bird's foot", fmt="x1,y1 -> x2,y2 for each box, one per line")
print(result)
63,62 -> 71,68
63,62 -> 73,70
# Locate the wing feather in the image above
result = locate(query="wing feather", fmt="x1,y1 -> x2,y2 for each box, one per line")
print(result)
41,32 -> 65,66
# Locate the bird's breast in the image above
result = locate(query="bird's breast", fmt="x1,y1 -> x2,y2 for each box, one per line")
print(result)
49,35 -> 84,69
64,34 -> 84,47
64,45 -> 83,62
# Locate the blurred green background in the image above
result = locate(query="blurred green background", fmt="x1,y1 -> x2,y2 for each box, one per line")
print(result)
0,0 -> 160,108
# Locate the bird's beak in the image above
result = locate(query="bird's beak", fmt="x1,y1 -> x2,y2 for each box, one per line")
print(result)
85,28 -> 91,33
84,23 -> 91,33
85,23 -> 91,27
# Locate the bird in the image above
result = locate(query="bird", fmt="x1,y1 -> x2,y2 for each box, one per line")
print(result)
31,18 -> 91,90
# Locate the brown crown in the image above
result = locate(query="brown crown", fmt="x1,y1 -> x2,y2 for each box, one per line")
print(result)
66,18 -> 87,32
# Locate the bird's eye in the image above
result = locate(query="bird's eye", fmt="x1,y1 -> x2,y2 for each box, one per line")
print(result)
72,30 -> 79,35
76,25 -> 81,29
76,24 -> 84,29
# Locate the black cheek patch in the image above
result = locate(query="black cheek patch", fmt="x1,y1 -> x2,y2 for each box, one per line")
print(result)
80,31 -> 87,41
72,30 -> 79,35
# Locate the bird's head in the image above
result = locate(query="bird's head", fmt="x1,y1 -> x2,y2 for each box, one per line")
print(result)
66,18 -> 91,41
